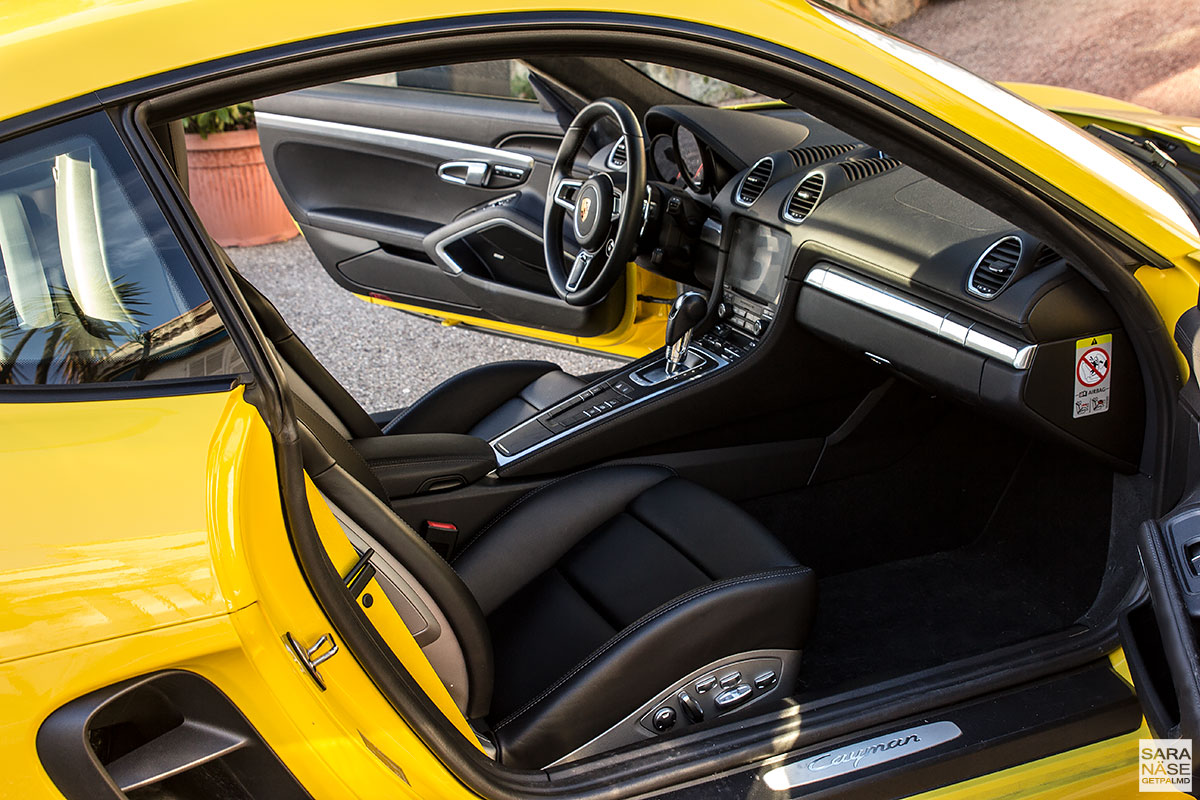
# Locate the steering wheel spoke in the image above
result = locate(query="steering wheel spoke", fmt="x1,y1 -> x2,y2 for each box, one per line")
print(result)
553,178 -> 583,213
565,248 -> 598,293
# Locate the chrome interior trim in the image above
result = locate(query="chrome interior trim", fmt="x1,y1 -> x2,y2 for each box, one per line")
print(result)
763,721 -> 963,790
803,265 -> 1037,370
255,112 -> 535,171
490,342 -> 730,467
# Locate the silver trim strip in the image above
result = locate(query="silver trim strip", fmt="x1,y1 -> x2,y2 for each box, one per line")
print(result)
763,721 -> 963,790
489,343 -> 730,467
255,111 -> 535,172
804,266 -> 1036,370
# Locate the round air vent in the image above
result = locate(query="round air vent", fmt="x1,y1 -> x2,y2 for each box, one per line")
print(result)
783,173 -> 824,223
735,157 -> 774,207
967,236 -> 1023,299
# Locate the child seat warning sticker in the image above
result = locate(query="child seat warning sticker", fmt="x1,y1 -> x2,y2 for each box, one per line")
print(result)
1074,334 -> 1112,419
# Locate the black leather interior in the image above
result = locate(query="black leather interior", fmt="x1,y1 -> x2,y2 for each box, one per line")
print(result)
229,252 -> 816,769
382,360 -> 585,440
352,433 -> 498,499
292,394 -> 815,767
453,465 -> 815,767
231,268 -> 586,442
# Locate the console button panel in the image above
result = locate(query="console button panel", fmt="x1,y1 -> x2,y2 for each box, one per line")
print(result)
492,288 -> 770,463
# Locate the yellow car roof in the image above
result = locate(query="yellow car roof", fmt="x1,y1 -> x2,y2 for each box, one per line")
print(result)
4,0 -> 1199,259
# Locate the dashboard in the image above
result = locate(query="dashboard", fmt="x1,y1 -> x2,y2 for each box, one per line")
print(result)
594,104 -> 1146,469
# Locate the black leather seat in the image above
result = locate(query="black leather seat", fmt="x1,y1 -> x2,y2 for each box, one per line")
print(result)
452,465 -> 816,767
297,395 -> 816,767
232,269 -> 586,441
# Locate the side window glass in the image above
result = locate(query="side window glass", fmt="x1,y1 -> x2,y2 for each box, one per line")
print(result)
346,60 -> 536,101
0,114 -> 242,386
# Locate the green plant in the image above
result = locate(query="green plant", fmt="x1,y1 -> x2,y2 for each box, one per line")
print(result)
183,102 -> 255,138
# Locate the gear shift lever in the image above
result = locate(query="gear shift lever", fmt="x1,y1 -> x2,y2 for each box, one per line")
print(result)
665,292 -> 708,375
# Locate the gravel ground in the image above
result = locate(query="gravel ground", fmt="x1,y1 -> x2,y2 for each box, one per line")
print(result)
895,0 -> 1200,117
228,237 -> 619,413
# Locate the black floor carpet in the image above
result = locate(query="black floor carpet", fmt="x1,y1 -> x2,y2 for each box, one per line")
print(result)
741,409 -> 1114,694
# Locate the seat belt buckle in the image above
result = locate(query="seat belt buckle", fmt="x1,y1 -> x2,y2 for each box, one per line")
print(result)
424,521 -> 460,559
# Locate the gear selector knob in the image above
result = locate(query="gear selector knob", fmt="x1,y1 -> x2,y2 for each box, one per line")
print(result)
665,291 -> 708,375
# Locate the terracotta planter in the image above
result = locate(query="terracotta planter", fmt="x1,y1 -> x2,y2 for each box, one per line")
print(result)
185,128 -> 298,247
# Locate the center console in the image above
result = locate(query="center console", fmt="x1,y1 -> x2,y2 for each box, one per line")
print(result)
489,216 -> 789,467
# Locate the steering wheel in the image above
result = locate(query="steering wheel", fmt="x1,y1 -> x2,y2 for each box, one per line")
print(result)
544,98 -> 647,306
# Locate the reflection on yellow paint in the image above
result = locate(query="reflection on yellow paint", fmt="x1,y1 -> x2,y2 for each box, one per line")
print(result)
0,391 -> 237,663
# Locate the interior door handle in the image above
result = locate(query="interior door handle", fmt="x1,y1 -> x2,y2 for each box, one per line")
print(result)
438,161 -> 489,187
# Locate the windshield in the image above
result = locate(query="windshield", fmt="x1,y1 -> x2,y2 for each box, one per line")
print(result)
626,62 -> 772,107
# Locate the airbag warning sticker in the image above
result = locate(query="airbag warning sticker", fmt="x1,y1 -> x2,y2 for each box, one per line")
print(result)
1074,334 -> 1112,419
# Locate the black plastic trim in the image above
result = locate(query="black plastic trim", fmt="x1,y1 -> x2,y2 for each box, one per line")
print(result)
0,375 -> 237,403
36,670 -> 311,800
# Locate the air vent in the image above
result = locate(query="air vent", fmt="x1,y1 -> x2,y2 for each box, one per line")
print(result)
735,157 -> 774,207
838,157 -> 902,182
38,671 -> 311,800
789,142 -> 859,167
783,173 -> 825,222
967,236 -> 1023,299
1033,245 -> 1062,270
606,136 -> 627,169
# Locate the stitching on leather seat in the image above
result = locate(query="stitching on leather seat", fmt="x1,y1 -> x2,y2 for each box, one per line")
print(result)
450,463 -> 678,564
493,565 -> 811,730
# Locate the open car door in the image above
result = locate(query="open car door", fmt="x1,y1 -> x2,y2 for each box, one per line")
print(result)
1121,300 -> 1200,797
254,60 -> 662,352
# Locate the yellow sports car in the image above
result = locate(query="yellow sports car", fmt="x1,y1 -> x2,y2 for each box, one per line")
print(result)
5,1 -> 1200,798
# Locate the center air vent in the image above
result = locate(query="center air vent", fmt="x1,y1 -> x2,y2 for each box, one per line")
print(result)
967,236 -> 1023,299
735,157 -> 774,207
783,173 -> 825,222
789,142 -> 860,167
607,136 -> 627,169
838,157 -> 902,182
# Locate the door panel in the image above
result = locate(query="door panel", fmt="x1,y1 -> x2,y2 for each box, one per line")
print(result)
256,74 -> 627,337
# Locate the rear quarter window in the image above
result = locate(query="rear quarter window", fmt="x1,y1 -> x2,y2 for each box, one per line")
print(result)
0,114 -> 242,386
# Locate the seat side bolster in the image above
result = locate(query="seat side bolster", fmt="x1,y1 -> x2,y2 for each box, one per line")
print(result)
491,565 -> 817,769
453,465 -> 676,615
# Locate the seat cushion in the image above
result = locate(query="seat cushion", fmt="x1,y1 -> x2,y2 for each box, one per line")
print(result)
383,360 -> 585,440
453,465 -> 815,768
